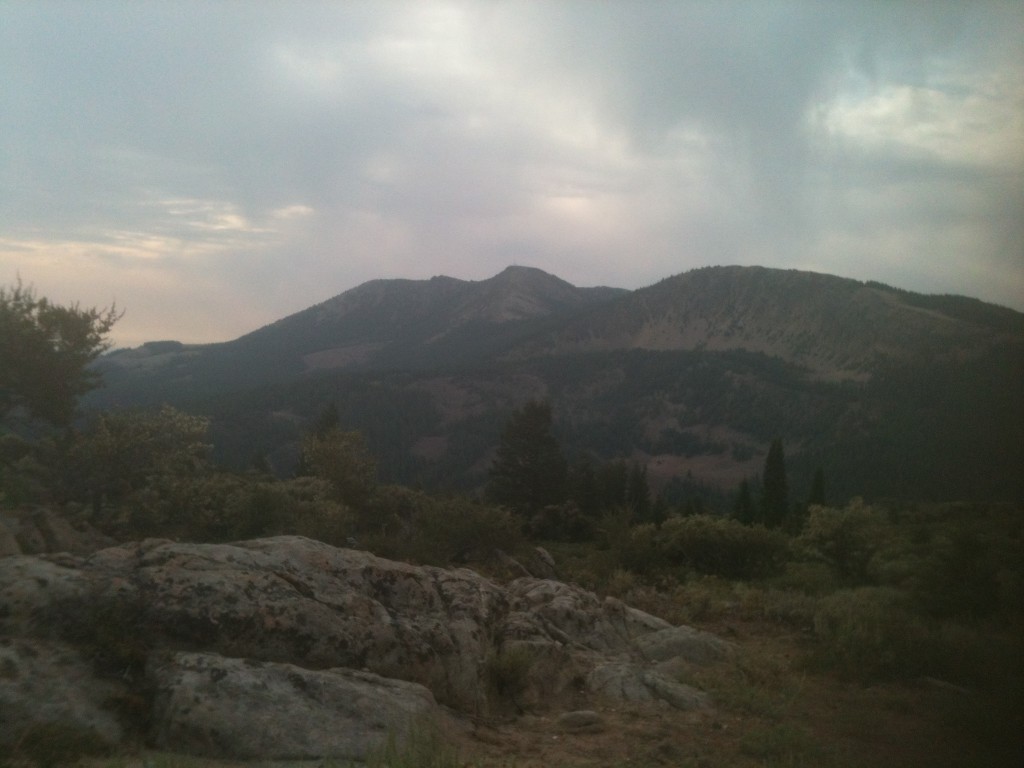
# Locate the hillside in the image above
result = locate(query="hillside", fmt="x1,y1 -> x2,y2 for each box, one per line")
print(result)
506,266 -> 1024,380
95,267 -> 625,401
88,265 -> 1024,504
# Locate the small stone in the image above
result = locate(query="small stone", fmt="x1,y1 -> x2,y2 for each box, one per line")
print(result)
557,710 -> 606,733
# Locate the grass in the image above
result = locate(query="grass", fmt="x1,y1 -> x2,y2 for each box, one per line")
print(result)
358,717 -> 462,768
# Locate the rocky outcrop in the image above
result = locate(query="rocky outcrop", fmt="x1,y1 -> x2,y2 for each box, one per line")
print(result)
587,661 -> 710,710
0,535 -> 728,761
149,652 -> 438,760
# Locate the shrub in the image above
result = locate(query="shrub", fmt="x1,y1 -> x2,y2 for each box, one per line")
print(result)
657,514 -> 789,579
617,522 -> 666,576
366,486 -> 522,567
797,500 -> 886,585
910,519 -> 1014,620
485,644 -> 536,706
812,587 -> 933,680
276,476 -> 355,545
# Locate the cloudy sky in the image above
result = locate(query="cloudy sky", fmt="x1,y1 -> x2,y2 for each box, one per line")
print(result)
2,1 -> 1022,347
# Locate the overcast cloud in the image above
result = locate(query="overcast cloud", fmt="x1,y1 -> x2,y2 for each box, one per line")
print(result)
2,1 -> 1021,346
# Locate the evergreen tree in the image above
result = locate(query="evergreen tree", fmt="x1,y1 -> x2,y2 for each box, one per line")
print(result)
486,401 -> 567,515
761,438 -> 789,529
733,478 -> 756,525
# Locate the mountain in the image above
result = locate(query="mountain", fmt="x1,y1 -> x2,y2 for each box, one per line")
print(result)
89,265 -> 1024,505
95,266 -> 626,401
505,266 -> 1024,380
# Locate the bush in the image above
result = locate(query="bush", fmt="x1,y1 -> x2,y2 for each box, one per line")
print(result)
910,516 -> 1019,620
797,500 -> 887,585
273,476 -> 355,546
812,587 -> 934,680
366,486 -> 522,567
485,644 -> 536,706
617,523 -> 667,576
657,514 -> 789,579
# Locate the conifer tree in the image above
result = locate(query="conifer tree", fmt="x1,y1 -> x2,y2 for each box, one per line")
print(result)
761,438 -> 789,529
734,478 -> 756,525
486,400 -> 567,515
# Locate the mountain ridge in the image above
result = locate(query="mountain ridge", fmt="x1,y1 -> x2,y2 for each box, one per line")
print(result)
503,266 -> 1023,380
90,264 -> 1024,504
105,263 -> 1022,378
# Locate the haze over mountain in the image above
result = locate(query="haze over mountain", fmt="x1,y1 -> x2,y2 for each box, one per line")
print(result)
90,265 -> 1024,505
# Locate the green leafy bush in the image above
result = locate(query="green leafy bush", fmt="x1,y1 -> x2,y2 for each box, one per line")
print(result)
365,486 -> 522,567
268,476 -> 355,545
797,500 -> 886,585
657,514 -> 789,579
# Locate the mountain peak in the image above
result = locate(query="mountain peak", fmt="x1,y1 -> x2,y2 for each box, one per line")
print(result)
461,266 -> 584,322
492,264 -> 561,281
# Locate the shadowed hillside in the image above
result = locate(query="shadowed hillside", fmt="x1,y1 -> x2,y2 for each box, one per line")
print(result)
87,265 -> 1024,504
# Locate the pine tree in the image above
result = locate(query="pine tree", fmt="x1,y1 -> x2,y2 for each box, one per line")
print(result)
486,401 -> 567,515
761,438 -> 789,529
733,478 -> 756,525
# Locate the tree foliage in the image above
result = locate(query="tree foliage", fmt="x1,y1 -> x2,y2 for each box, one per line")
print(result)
486,400 -> 567,516
61,405 -> 212,531
733,478 -> 755,525
760,437 -> 789,529
0,281 -> 121,425
300,426 -> 378,509
657,514 -> 790,579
